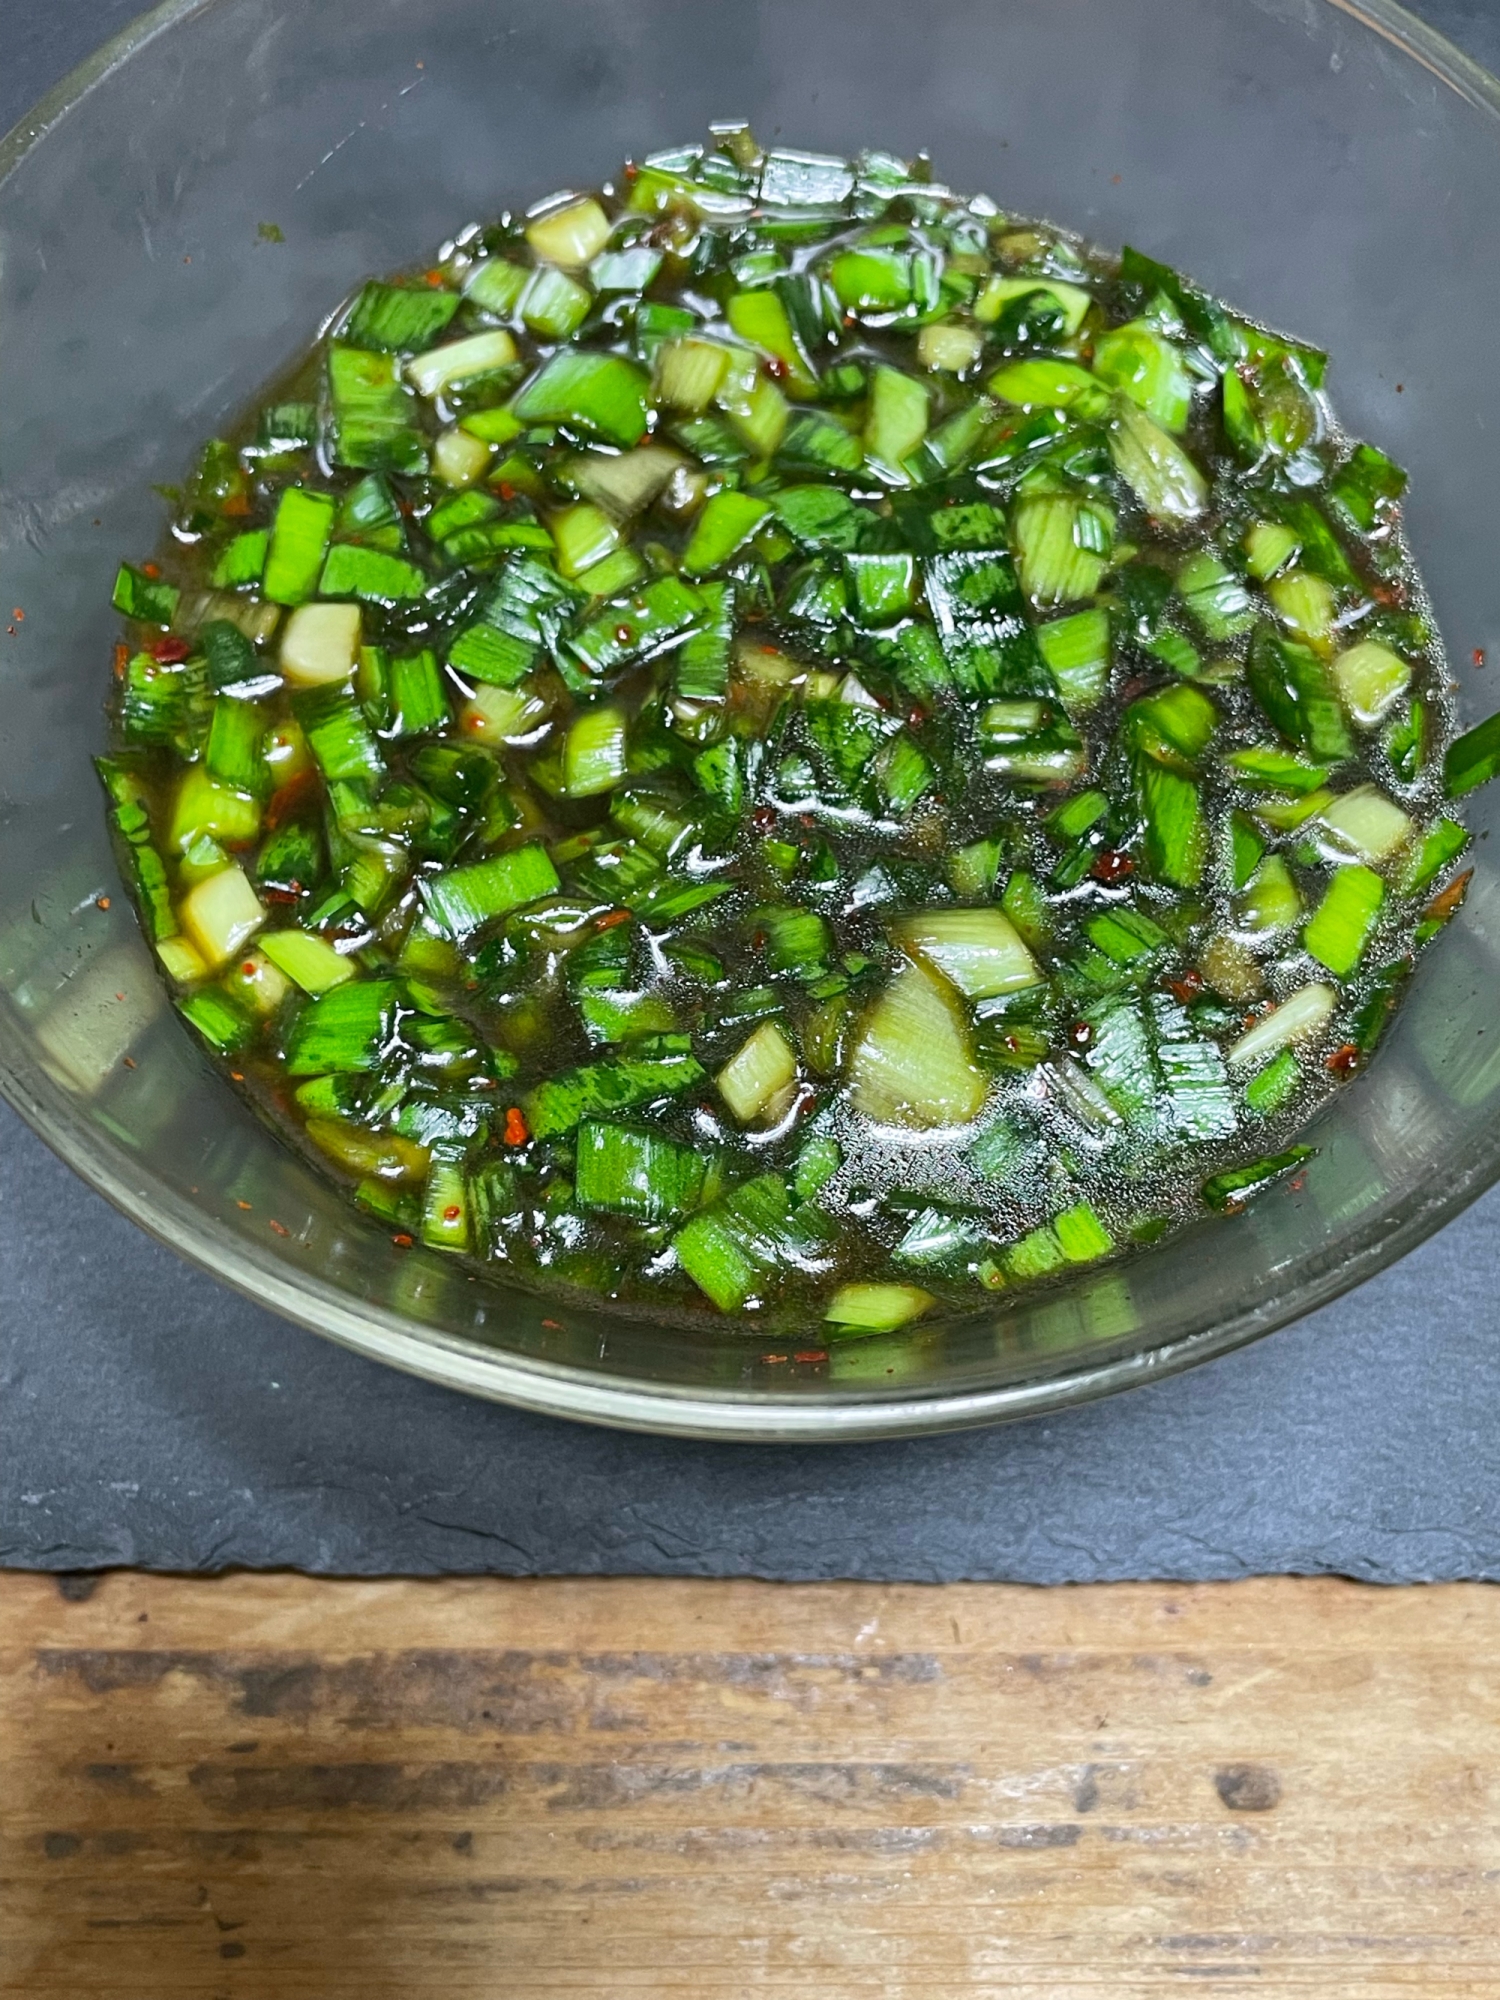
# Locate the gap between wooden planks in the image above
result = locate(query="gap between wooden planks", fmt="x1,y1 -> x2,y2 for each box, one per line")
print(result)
3,1571 -> 1499,1999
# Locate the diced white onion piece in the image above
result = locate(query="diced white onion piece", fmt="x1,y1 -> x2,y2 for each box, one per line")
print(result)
406,330 -> 518,398
850,959 -> 988,1130
280,602 -> 362,687
1332,639 -> 1411,727
179,864 -> 265,972
432,425 -> 494,487
1227,982 -> 1337,1071
1318,785 -> 1413,864
891,908 -> 1041,1000
717,1020 -> 798,1124
525,196 -> 611,268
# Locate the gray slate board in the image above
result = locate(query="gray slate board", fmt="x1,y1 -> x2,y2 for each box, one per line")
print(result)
4,0 -> 1500,1581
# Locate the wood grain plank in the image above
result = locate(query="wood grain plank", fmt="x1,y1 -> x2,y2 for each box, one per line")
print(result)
2,1572 -> 1498,1998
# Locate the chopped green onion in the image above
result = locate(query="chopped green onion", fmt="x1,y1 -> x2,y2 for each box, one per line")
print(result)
1444,708 -> 1500,799
575,1120 -> 707,1221
513,350 -> 652,448
1202,1146 -> 1314,1212
420,843 -> 561,940
1107,395 -> 1207,524
285,978 -> 402,1075
849,960 -> 988,1129
716,1019 -> 798,1123
1303,865 -> 1384,976
263,488 -> 337,606
342,281 -> 459,352
825,1282 -> 935,1334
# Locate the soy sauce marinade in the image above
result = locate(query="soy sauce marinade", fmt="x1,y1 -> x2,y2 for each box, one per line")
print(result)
99,131 -> 1500,1336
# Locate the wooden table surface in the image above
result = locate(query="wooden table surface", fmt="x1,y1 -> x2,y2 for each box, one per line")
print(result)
3,1571 -> 1498,1998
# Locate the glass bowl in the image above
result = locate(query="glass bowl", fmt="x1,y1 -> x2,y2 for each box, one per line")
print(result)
4,0 -> 1499,1441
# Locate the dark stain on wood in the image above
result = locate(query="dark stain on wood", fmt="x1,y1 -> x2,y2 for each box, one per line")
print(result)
83,1762 -> 155,1796
1214,1764 -> 1282,1812
531,1758 -> 969,1812
188,1761 -> 512,1814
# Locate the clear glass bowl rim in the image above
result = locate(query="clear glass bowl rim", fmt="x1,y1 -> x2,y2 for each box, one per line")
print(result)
2,0 -> 1497,1442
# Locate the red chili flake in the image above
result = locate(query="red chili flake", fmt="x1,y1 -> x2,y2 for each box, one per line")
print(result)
497,482 -> 517,502
12,608 -> 23,622
1325,1042 -> 1361,1078
541,1318 -> 564,1331
842,312 -> 856,327
268,1219 -> 290,1237
595,908 -> 632,930
762,1353 -> 789,1365
113,643 -> 130,681
236,1200 -> 253,1211
140,561 -> 161,579
1068,1020 -> 1093,1049
1425,869 -> 1473,923
764,355 -> 790,381
240,961 -> 258,977
503,1106 -> 530,1147
1395,383 -> 1404,394
262,886 -> 301,905
1111,173 -> 1122,185
907,706 -> 928,729
115,993 -> 125,1002
95,895 -> 111,911
752,805 -> 778,834
1475,649 -> 1487,670
1289,1174 -> 1307,1193
752,929 -> 767,950
229,1071 -> 245,1083
424,267 -> 446,287
1167,969 -> 1205,1003
392,1232 -> 414,1249
122,1056 -> 137,1070
624,161 -> 640,181
149,635 -> 192,663
442,1204 -> 462,1223
614,625 -> 635,644
1091,849 -> 1134,883
795,1350 -> 828,1365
